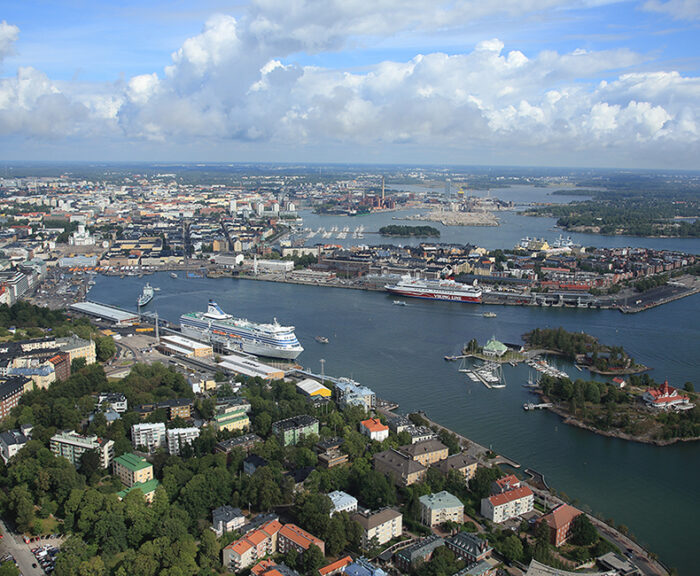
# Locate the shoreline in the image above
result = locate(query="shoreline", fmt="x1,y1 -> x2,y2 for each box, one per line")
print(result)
535,393 -> 699,446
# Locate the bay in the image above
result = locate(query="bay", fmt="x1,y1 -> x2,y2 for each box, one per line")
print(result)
89,273 -> 699,575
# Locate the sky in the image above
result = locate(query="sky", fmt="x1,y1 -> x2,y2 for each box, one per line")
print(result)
1,0 -> 700,169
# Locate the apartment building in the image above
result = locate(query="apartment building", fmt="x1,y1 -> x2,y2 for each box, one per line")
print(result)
112,453 -> 154,487
419,491 -> 464,527
50,430 -> 114,469
351,508 -> 403,548
480,485 -> 534,523
131,422 -> 166,452
272,415 -> 319,446
166,427 -> 200,455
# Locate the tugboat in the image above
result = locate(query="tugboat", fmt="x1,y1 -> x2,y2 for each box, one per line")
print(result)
137,283 -> 155,307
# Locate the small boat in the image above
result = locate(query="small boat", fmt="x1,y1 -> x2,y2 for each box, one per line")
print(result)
170,272 -> 178,279
393,300 -> 407,306
315,336 -> 329,344
483,312 -> 497,318
444,356 -> 457,361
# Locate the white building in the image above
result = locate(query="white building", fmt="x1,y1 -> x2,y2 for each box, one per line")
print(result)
419,491 -> 464,527
131,422 -> 166,453
351,508 -> 403,548
481,486 -> 534,523
98,393 -> 128,413
166,427 -> 201,455
69,225 -> 96,246
50,430 -> 114,469
328,490 -> 358,516
359,418 -> 390,442
0,428 -> 30,464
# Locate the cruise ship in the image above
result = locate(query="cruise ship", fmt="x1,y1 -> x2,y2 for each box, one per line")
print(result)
385,277 -> 482,303
180,301 -> 304,360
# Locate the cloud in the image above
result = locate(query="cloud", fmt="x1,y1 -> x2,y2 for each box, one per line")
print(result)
0,20 -> 20,65
642,0 -> 700,20
0,2 -> 699,166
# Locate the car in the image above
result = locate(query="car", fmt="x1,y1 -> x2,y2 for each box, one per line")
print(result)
32,563 -> 37,568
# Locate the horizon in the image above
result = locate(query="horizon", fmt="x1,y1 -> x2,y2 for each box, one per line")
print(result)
1,2 -> 700,169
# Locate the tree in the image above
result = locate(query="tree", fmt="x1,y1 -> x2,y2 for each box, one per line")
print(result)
197,529 -> 221,571
500,534 -> 523,563
469,466 -> 501,500
95,336 -> 116,362
79,450 -> 102,484
302,544 -> 324,575
0,561 -> 20,576
71,357 -> 87,372
570,514 -> 598,546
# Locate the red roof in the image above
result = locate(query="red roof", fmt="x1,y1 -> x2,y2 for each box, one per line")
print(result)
646,381 -> 689,404
252,560 -> 277,575
361,418 -> 389,433
279,523 -> 324,552
494,474 -> 520,492
318,555 -> 353,575
541,504 -> 581,530
489,485 -> 533,507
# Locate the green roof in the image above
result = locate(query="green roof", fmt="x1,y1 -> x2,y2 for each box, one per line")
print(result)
117,479 -> 160,500
114,453 -> 152,472
483,338 -> 507,354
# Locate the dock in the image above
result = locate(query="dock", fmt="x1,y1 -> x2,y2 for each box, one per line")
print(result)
523,402 -> 553,411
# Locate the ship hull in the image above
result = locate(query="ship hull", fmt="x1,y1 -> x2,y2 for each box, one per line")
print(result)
386,286 -> 481,303
180,319 -> 303,360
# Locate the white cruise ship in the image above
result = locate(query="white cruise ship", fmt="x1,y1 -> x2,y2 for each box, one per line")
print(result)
180,301 -> 303,360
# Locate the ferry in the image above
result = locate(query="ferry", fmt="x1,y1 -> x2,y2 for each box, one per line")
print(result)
137,283 -> 154,307
180,300 -> 303,360
385,277 -> 482,303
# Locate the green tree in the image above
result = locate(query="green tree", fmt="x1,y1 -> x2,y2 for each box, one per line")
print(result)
500,534 -> 523,563
197,529 -> 221,571
570,514 -> 598,546
95,336 -> 116,362
302,544 -> 324,575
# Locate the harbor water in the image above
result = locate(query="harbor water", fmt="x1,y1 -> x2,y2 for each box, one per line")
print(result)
89,273 -> 699,574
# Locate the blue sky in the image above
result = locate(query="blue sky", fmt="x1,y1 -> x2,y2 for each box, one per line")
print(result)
1,1 -> 699,168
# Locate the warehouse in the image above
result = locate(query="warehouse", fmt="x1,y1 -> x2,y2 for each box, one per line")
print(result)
69,301 -> 139,326
158,334 -> 213,358
217,354 -> 285,380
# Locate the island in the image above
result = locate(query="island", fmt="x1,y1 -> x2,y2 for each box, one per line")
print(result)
523,327 -> 646,374
378,224 -> 440,237
533,373 -> 699,444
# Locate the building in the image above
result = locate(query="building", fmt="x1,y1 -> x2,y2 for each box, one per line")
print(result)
318,556 -> 353,576
158,334 -> 213,358
398,438 -> 449,466
295,378 -> 332,398
50,430 -> 114,469
351,508 -> 403,548
492,474 -> 521,493
435,452 -> 478,483
480,485 -> 534,523
112,453 -> 154,487
166,427 -> 201,455
0,428 -> 30,464
222,519 -> 283,572
643,381 -> 691,409
359,418 -> 389,442
136,399 -> 193,421
523,559 -> 616,576
56,336 -> 96,366
244,454 -> 269,475
482,338 -> 508,357
216,433 -> 262,455
597,552 -> 641,576
342,557 -> 388,576
394,535 -> 444,572
0,377 -> 27,420
116,478 -> 160,503
278,523 -> 325,556
328,490 -> 358,516
334,379 -> 376,411
98,392 -> 128,413
131,422 -> 166,452
212,400 -> 251,432
452,560 -> 497,576
272,415 -> 319,446
445,532 -> 493,563
212,505 -> 246,537
217,354 -> 286,380
373,449 -> 426,486
419,491 -> 464,527
539,504 -> 582,547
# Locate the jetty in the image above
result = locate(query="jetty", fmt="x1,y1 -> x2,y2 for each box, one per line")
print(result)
523,402 -> 553,411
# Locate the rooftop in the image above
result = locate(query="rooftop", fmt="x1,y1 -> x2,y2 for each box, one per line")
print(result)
113,453 -> 151,472
541,504 -> 582,531
419,490 -> 464,511
488,485 -> 533,507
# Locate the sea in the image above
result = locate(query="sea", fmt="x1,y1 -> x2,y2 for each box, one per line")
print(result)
88,186 -> 699,574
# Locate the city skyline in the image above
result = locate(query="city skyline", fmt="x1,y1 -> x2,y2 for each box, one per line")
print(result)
1,1 -> 699,168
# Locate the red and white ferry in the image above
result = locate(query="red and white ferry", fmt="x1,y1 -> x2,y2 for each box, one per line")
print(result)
385,277 -> 482,303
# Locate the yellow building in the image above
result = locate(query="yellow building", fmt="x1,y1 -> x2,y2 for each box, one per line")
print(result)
113,453 -> 154,487
295,378 -> 332,398
212,401 -> 251,432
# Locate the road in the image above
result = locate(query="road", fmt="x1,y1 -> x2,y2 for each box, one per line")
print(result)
0,518 -> 44,576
